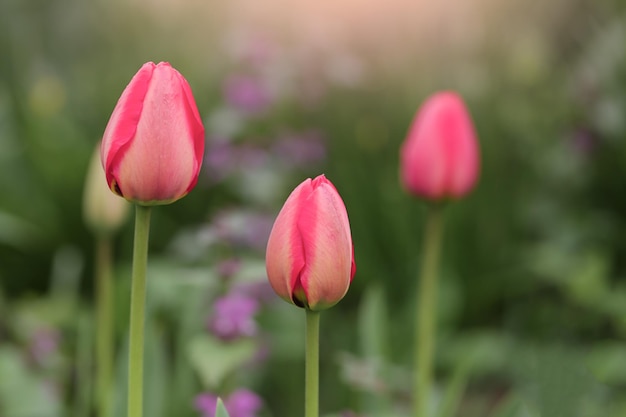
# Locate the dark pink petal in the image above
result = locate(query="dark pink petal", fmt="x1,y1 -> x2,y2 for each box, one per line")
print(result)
101,62 -> 155,195
265,179 -> 309,304
176,68 -> 205,193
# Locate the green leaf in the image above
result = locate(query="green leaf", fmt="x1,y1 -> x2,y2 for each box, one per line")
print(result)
565,250 -> 609,305
0,346 -> 63,417
358,283 -> 389,359
146,260 -> 220,316
487,394 -> 527,417
437,355 -> 472,417
188,334 -> 257,389
111,323 -> 170,417
356,284 -> 392,414
144,324 -> 169,417
513,345 -> 596,417
74,312 -> 94,417
586,341 -> 626,384
215,398 -> 231,417
0,210 -> 44,249
170,281 -> 211,414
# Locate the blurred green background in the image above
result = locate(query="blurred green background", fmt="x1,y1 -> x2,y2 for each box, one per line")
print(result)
1,0 -> 626,416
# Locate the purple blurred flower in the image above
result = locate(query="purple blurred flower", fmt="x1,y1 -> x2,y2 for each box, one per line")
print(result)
237,144 -> 270,168
272,131 -> 327,167
195,389 -> 262,417
213,210 -> 274,251
208,292 -> 259,341
239,213 -> 274,250
570,129 -> 596,155
205,139 -> 237,182
235,281 -> 276,305
205,141 -> 269,183
224,74 -> 273,115
227,389 -> 263,417
195,394 -> 217,417
29,327 -> 60,365
217,258 -> 242,279
227,30 -> 278,69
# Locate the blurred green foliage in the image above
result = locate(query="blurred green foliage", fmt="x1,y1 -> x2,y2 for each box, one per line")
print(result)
1,0 -> 626,416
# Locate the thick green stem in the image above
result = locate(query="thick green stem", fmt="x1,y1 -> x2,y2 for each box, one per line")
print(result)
305,309 -> 320,417
415,205 -> 445,417
96,236 -> 114,417
128,205 -> 151,417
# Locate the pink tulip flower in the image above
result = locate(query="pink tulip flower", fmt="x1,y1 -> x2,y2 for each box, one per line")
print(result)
265,175 -> 356,311
400,91 -> 480,201
101,62 -> 205,205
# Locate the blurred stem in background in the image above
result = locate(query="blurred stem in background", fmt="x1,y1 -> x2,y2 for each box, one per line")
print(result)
305,309 -> 320,417
83,142 -> 130,417
415,205 -> 445,417
95,236 -> 114,417
128,205 -> 152,417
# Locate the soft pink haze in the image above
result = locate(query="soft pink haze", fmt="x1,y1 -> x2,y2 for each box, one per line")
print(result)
400,91 -> 480,201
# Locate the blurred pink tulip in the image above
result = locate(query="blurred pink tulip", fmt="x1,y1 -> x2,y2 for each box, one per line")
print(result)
265,175 -> 356,311
101,62 -> 205,205
400,91 -> 480,200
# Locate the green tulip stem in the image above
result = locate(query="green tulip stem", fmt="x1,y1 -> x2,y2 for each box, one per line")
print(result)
305,309 -> 321,417
128,205 -> 152,417
415,204 -> 445,417
96,236 -> 114,417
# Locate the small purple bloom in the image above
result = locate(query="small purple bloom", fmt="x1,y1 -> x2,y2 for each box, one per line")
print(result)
213,210 -> 274,251
272,131 -> 327,167
208,293 -> 259,341
217,258 -> 242,279
240,213 -> 274,250
205,139 -> 237,182
195,393 -> 218,417
237,144 -> 270,169
227,389 -> 263,417
205,141 -> 269,183
225,29 -> 278,69
570,129 -> 596,155
195,389 -> 262,417
224,74 -> 272,115
29,327 -> 60,365
235,281 -> 276,305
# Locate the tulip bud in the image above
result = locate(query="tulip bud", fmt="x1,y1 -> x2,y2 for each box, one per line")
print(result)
83,143 -> 130,235
265,175 -> 356,311
400,91 -> 480,201
101,62 -> 205,205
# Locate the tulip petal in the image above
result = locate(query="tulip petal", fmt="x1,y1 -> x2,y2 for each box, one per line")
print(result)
115,63 -> 201,203
265,179 -> 309,304
401,100 -> 447,199
316,177 -> 356,282
441,96 -> 479,197
102,62 -> 155,195
350,243 -> 356,282
400,91 -> 479,200
177,69 -> 206,193
266,175 -> 354,310
101,62 -> 205,204
297,176 -> 353,310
